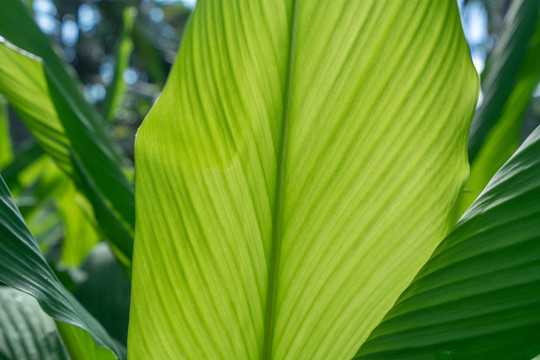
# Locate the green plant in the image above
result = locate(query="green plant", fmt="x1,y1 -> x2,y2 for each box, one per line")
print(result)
0,0 -> 539,359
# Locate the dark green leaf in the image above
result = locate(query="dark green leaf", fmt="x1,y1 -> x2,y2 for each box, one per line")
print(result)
0,287 -> 69,360
355,125 -> 540,359
0,174 -> 124,359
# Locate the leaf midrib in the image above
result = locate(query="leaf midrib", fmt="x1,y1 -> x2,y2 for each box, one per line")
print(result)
262,0 -> 299,359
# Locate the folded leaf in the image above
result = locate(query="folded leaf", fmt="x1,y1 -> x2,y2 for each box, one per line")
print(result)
355,125 -> 540,359
130,0 -> 478,359
0,175 -> 123,359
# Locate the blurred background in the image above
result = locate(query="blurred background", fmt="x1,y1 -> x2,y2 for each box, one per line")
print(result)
7,0 -> 539,158
0,0 -> 539,352
10,0 -> 195,159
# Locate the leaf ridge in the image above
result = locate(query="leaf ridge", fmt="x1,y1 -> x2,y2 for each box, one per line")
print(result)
263,0 -> 299,358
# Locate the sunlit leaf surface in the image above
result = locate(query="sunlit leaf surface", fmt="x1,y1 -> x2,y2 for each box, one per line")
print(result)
130,0 -> 478,358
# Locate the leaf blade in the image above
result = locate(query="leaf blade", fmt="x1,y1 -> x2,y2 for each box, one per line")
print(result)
130,1 -> 479,359
0,174 -> 123,359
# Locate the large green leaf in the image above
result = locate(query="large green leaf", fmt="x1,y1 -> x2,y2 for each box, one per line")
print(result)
355,125 -> 540,359
0,0 -> 134,264
129,1 -> 478,358
0,287 -> 69,360
458,0 -> 540,214
0,175 -> 123,359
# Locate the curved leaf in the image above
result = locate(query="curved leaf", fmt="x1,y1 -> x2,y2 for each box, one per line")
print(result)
0,39 -> 133,265
0,287 -> 68,360
0,0 -> 134,264
129,0 -> 478,359
0,175 -> 123,359
458,0 -> 540,214
355,125 -> 540,359
467,0 -> 540,162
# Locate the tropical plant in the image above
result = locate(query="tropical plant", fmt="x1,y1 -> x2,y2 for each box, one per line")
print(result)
0,0 -> 539,359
